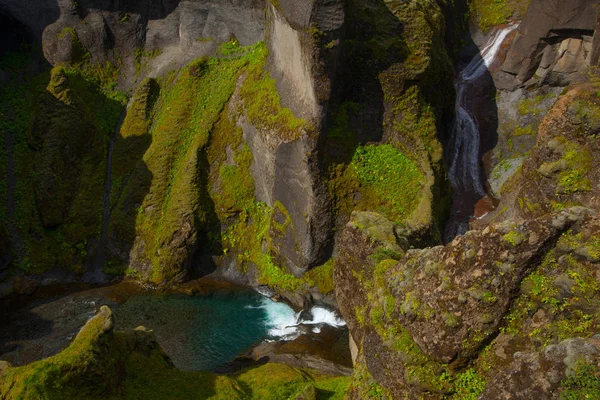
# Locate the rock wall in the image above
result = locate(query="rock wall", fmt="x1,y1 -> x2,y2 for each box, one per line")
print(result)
498,0 -> 597,88
0,0 -> 265,86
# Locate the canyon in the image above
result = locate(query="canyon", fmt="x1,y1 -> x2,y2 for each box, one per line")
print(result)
0,0 -> 600,399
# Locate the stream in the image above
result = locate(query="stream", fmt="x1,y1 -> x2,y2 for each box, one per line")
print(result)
0,283 -> 346,372
113,290 -> 345,371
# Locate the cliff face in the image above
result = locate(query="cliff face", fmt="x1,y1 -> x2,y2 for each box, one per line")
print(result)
2,0 -> 600,398
329,0 -> 600,398
0,0 -> 455,292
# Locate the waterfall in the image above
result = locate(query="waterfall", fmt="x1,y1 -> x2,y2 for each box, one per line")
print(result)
445,24 -> 518,241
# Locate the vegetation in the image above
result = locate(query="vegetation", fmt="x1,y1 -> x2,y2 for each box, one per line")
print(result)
352,144 -> 425,223
0,39 -> 126,274
238,41 -> 308,139
0,307 -> 350,400
469,0 -> 532,32
538,137 -> 593,195
561,362 -> 600,400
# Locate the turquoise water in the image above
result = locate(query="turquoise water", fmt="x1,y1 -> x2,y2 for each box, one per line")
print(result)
113,290 -> 297,371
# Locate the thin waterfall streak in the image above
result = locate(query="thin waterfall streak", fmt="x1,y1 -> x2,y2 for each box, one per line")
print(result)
448,24 -> 519,200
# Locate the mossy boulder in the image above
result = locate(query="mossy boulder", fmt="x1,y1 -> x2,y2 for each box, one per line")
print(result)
334,206 -> 594,398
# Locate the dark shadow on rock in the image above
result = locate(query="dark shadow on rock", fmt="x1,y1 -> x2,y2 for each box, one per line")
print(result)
0,282 -> 111,365
0,9 -> 35,60
317,0 -> 408,256
76,0 -> 182,21
188,147 -> 222,279
0,311 -> 53,359
103,82 -> 158,278
0,2 -> 61,41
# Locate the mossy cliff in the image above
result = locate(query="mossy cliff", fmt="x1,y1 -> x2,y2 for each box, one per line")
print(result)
0,306 -> 350,399
479,85 -> 600,227
334,207 -> 600,399
0,49 -> 125,275
0,0 -> 457,293
323,0 -> 456,246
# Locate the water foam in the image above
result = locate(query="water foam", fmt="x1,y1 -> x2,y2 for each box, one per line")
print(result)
301,306 -> 346,327
252,296 -> 346,341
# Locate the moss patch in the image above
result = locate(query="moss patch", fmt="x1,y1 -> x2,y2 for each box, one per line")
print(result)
470,0 -> 532,32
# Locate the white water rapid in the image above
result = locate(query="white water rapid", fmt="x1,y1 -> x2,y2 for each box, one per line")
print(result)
249,296 -> 346,341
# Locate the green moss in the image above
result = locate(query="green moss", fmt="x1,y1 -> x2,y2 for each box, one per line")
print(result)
371,247 -> 404,263
56,27 -> 124,96
351,144 -> 425,224
448,368 -> 487,400
389,85 -> 444,167
0,54 -> 125,274
470,0 -> 531,33
499,231 -> 600,346
517,93 -> 554,117
502,230 -> 527,247
514,124 -> 537,137
350,360 -> 392,400
561,362 -> 600,400
238,42 -> 308,140
303,259 -> 336,294
539,137 -> 593,195
133,43 -> 263,283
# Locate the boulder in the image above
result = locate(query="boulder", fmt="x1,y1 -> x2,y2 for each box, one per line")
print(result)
334,207 -> 593,397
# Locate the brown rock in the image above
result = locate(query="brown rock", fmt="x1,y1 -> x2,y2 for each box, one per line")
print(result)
12,275 -> 38,295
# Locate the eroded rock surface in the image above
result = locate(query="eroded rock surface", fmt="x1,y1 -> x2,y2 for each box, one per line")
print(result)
499,0 -> 597,88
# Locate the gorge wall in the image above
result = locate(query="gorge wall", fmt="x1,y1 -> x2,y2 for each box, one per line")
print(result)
0,0 -> 456,294
1,0 -> 600,399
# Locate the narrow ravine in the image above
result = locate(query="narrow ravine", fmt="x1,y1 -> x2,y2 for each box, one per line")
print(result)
85,112 -> 126,283
444,24 -> 518,242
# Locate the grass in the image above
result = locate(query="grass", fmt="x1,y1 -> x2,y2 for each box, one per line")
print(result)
351,144 -> 425,224
561,362 -> 600,400
469,0 -> 532,32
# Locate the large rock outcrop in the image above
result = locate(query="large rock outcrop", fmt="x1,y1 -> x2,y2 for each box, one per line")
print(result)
1,0 -> 266,85
498,0 -> 597,88
480,85 -> 600,227
335,206 -> 597,398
